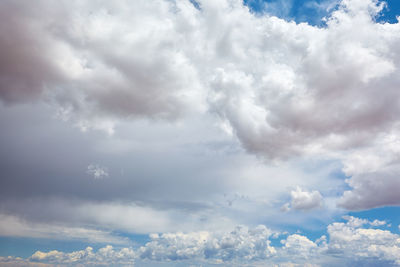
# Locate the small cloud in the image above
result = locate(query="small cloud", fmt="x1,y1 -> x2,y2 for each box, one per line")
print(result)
87,164 -> 109,179
370,219 -> 386,227
283,187 -> 323,212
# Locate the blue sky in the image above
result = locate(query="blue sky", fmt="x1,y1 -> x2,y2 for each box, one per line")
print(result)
244,0 -> 400,24
1,0 -> 400,266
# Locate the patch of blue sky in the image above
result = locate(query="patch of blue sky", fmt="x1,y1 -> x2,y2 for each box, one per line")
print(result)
243,0 -> 400,25
189,0 -> 201,10
0,232 -> 150,259
378,0 -> 400,23
120,232 -> 151,248
243,0 -> 339,25
0,237 -> 107,258
348,206 -> 400,233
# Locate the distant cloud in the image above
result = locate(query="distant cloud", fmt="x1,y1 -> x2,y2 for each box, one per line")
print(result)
16,216 -> 400,266
139,225 -> 276,262
282,187 -> 323,211
0,214 -> 128,244
87,164 -> 109,179
30,246 -> 135,266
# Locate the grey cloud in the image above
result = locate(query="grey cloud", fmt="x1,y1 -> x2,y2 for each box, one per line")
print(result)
0,214 -> 128,244
1,0 -> 400,160
0,0 -> 203,120
0,0 -> 70,103
1,0 -> 400,249
338,134 -> 400,210
338,167 -> 400,210
87,164 -> 109,179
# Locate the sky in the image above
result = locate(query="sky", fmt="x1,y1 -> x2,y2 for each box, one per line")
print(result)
0,0 -> 400,266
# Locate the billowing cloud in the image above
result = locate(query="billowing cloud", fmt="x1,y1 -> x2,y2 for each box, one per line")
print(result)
0,0 -> 204,121
1,0 -> 399,212
327,216 -> 400,265
338,136 -> 400,209
282,187 -> 323,211
30,246 -> 135,266
139,225 -> 276,262
16,217 -> 400,266
1,1 -> 400,266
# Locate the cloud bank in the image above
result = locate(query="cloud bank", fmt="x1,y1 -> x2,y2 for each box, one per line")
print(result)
3,216 -> 398,266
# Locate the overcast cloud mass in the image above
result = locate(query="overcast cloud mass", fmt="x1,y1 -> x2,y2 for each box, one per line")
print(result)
1,0 -> 400,266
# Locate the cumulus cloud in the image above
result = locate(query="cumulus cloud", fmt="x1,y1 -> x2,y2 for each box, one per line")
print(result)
1,0 -> 400,211
282,187 -> 323,211
338,135 -> 400,209
280,234 -> 318,259
22,217 -> 400,266
30,246 -> 135,266
0,257 -> 51,267
139,225 -> 276,262
327,216 -> 400,265
0,0 -> 204,121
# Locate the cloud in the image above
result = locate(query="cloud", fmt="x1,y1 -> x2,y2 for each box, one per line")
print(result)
139,225 -> 276,262
0,256 -> 51,267
0,214 -> 128,244
21,217 -> 400,266
338,134 -> 400,210
327,216 -> 400,265
87,164 -> 109,179
0,0 -> 204,121
1,0 -> 399,212
280,234 -> 318,259
30,246 -> 135,266
282,187 -> 323,211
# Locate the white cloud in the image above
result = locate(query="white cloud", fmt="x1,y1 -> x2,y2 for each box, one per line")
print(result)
280,234 -> 318,258
0,256 -> 50,267
327,216 -> 400,265
87,163 -> 109,179
283,187 -> 323,211
22,217 -> 400,266
30,246 -> 135,266
338,131 -> 400,209
139,225 -> 276,262
1,0 -> 400,211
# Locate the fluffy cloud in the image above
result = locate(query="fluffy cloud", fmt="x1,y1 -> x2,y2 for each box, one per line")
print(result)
327,216 -> 400,265
30,246 -> 135,266
139,225 -> 276,262
338,134 -> 400,209
282,187 -> 323,211
1,0 -> 400,211
0,0 -> 204,121
22,217 -> 400,266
